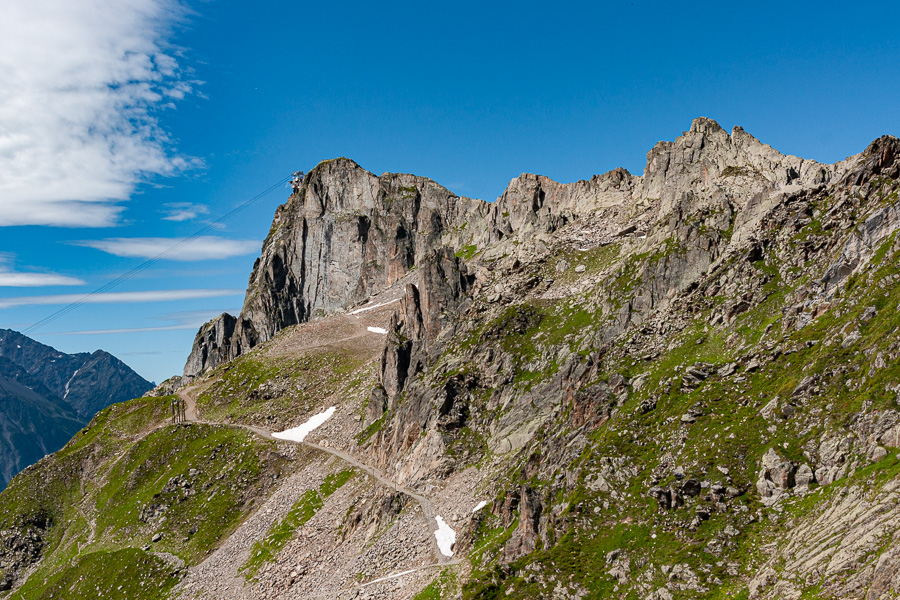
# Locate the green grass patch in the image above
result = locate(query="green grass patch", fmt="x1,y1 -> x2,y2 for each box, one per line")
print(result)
414,568 -> 458,600
197,351 -> 370,427
12,548 -> 180,600
456,245 -> 479,260
92,423 -> 283,563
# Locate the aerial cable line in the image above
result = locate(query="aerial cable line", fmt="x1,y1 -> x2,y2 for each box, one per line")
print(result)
21,173 -> 295,336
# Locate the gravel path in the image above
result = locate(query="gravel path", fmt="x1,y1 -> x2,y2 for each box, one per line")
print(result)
178,386 -> 450,563
176,362 -> 458,599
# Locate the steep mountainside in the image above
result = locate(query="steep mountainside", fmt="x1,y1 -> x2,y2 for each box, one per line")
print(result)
0,357 -> 83,487
0,330 -> 152,419
3,118 -> 900,600
0,331 -> 152,488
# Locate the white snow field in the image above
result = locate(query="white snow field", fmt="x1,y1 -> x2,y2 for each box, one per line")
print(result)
349,299 -> 399,315
434,516 -> 456,557
272,406 -> 336,442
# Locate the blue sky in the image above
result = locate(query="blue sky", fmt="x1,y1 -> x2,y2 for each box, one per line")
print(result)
0,0 -> 898,383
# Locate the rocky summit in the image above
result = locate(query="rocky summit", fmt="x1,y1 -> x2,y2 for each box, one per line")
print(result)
2,117 -> 900,600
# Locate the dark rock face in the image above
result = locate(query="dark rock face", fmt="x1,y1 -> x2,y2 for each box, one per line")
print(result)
0,511 -> 49,591
378,246 -> 474,404
379,283 -> 424,402
182,313 -> 241,380
0,330 -> 151,488
364,248 -> 475,480
0,357 -> 82,488
503,486 -> 544,561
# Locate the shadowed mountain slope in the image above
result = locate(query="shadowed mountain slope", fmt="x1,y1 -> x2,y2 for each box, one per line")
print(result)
0,330 -> 152,488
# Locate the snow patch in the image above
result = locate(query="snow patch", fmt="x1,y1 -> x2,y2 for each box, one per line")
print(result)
472,500 -> 488,513
63,368 -> 80,400
434,516 -> 456,557
272,407 -> 336,442
349,298 -> 399,315
367,326 -> 387,335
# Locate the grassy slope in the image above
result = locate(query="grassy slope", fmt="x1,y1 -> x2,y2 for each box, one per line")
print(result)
196,348 -> 373,427
0,395 -> 288,600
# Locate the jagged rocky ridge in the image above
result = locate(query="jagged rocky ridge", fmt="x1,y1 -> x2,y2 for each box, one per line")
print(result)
4,118 -> 900,600
185,118 -> 844,379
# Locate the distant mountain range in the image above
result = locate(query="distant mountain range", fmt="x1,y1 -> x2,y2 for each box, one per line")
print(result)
0,330 -> 152,488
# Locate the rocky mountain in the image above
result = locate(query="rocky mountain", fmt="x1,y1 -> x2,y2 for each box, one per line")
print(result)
0,330 -> 152,488
2,118 -> 900,600
182,161 -> 490,380
0,357 -> 83,488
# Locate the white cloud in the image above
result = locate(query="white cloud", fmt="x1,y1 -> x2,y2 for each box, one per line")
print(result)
161,202 -> 210,221
44,307 -> 239,335
73,236 -> 260,261
0,288 -> 243,309
0,0 -> 197,227
0,272 -> 85,287
48,324 -> 200,335
0,253 -> 85,286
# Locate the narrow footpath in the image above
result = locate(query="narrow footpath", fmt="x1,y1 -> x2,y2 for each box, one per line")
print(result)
176,385 -> 458,598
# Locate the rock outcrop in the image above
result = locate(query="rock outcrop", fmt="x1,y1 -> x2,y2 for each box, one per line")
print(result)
184,159 -> 489,380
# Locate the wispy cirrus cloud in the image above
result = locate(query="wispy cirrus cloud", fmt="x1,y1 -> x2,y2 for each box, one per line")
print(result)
49,324 -> 200,335
0,0 -> 198,227
0,253 -> 84,287
0,272 -> 85,287
0,289 -> 243,309
161,202 -> 210,222
46,308 -> 236,335
73,236 -> 260,261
